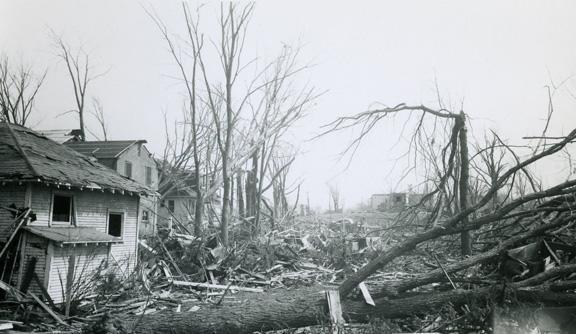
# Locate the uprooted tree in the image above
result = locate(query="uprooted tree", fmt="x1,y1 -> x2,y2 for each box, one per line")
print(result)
124,100 -> 576,333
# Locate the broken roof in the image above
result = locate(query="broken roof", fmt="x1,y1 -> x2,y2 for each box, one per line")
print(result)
0,122 -> 152,195
65,140 -> 147,159
36,129 -> 82,144
24,226 -> 123,245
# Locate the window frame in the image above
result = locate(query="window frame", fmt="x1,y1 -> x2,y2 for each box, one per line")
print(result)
50,193 -> 75,225
145,166 -> 152,186
124,161 -> 133,179
106,211 -> 124,239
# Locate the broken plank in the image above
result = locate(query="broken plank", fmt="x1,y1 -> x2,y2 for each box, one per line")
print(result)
326,289 -> 345,325
237,267 -> 268,281
138,239 -> 158,255
0,322 -> 13,330
172,280 -> 263,293
0,210 -> 30,260
29,292 -> 68,327
32,273 -> 57,309
209,271 -> 217,285
358,282 -> 375,306
230,278 -> 271,286
0,280 -> 24,302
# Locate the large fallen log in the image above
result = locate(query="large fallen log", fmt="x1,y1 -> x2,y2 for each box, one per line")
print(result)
127,281 -> 576,334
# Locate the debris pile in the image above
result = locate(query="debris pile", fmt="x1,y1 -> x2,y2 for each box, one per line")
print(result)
2,197 -> 576,333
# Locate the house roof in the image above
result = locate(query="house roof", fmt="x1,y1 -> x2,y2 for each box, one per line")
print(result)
24,226 -> 122,245
0,122 -> 152,195
65,140 -> 146,159
36,129 -> 82,144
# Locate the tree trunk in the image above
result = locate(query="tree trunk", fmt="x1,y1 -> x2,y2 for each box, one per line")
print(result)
193,193 -> 203,236
229,176 -> 234,215
237,172 -> 245,219
128,285 -> 575,334
458,113 -> 472,256
250,149 -> 259,235
221,173 -> 230,246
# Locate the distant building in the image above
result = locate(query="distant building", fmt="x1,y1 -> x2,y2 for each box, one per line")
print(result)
65,140 -> 159,237
370,192 -> 424,211
0,123 -> 153,303
157,169 -> 221,233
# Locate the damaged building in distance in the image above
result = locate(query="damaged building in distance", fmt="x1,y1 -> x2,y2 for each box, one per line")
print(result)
0,123 -> 153,303
64,140 -> 159,237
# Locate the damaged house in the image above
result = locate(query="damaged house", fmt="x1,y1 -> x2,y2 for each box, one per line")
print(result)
0,123 -> 153,304
64,140 -> 159,237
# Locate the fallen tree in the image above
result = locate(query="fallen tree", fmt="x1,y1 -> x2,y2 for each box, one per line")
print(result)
128,270 -> 576,334
123,206 -> 576,333
116,116 -> 576,333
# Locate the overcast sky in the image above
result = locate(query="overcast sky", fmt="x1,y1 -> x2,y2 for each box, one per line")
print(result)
2,1 -> 576,209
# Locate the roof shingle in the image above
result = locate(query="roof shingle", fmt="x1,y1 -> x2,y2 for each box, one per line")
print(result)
0,122 -> 152,195
65,140 -> 145,159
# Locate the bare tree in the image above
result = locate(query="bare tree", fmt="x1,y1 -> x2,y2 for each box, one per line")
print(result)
149,3 -> 213,236
87,98 -> 108,141
148,3 -> 316,245
0,55 -> 47,126
53,36 -> 106,141
320,104 -> 473,254
327,183 -> 341,213
269,149 -> 299,229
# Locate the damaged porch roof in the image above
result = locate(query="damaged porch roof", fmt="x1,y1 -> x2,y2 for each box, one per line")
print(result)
0,122 -> 152,196
24,226 -> 123,246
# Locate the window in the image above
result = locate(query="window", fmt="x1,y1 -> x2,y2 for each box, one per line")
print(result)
52,195 -> 72,223
142,210 -> 149,223
108,213 -> 123,237
145,166 -> 152,186
124,161 -> 132,178
168,200 -> 175,213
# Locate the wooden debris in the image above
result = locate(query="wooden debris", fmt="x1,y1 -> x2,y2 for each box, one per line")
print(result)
29,292 -> 68,327
0,322 -> 13,330
326,289 -> 345,334
172,280 -> 263,293
358,282 -> 375,306
0,209 -> 30,260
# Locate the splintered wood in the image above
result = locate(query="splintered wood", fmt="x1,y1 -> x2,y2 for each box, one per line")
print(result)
326,289 -> 345,334
358,282 -> 375,306
172,280 -> 264,293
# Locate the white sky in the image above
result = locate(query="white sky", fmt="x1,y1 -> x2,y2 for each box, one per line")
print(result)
1,1 -> 576,209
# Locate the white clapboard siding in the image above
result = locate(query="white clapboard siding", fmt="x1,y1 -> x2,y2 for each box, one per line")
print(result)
47,244 -> 109,304
73,191 -> 139,272
18,233 -> 49,296
0,183 -> 26,237
21,184 -> 141,303
28,184 -> 140,271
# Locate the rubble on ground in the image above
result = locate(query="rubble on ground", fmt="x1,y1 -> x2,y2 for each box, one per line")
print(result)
1,208 -> 576,333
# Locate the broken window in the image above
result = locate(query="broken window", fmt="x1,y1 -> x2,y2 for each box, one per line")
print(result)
168,200 -> 175,213
108,212 -> 123,237
124,161 -> 132,178
52,195 -> 72,223
145,166 -> 152,186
